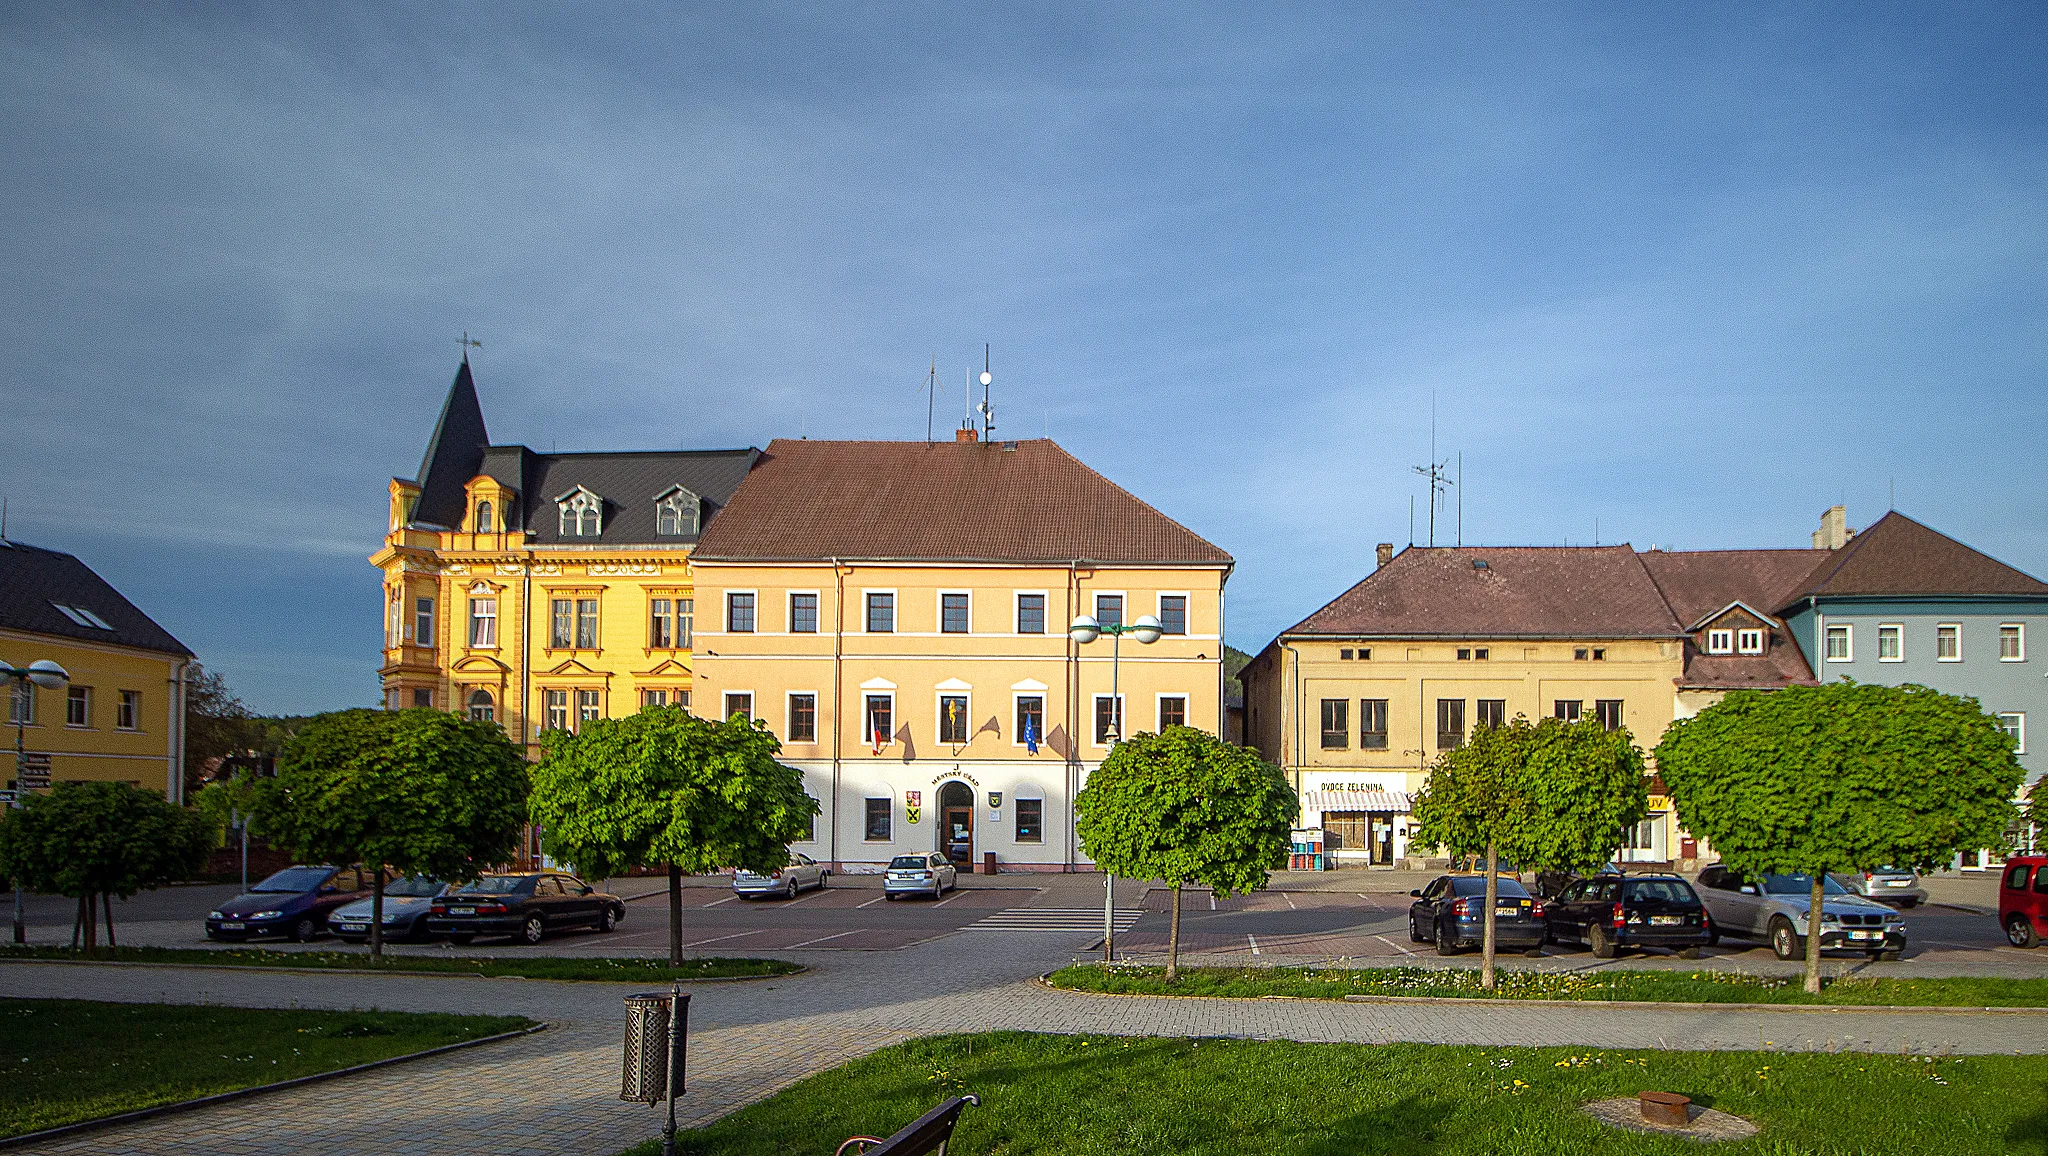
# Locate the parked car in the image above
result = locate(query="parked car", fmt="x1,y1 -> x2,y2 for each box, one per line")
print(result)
1832,867 -> 1928,908
1406,873 -> 1545,956
328,876 -> 449,942
734,852 -> 830,900
205,864 -> 373,942
1543,872 -> 1712,959
426,872 -> 625,945
1695,865 -> 1907,960
883,853 -> 958,900
1998,855 -> 2048,947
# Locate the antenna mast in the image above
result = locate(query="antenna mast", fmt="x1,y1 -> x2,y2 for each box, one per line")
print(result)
1411,393 -> 1454,547
922,356 -> 937,444
977,344 -> 994,438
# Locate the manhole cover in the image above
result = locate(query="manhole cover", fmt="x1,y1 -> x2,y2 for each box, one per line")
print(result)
1582,1098 -> 1759,1142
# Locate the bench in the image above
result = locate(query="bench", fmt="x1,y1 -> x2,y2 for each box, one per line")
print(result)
834,1095 -> 979,1156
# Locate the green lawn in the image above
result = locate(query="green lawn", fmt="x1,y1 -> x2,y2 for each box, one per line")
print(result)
0,944 -> 802,982
1046,963 -> 2048,1006
0,999 -> 530,1138
635,1031 -> 2048,1156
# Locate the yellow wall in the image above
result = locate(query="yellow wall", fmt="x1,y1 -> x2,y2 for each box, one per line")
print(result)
0,628 -> 184,795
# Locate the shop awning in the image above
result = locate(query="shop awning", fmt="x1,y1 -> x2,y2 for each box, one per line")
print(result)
1303,790 -> 1412,813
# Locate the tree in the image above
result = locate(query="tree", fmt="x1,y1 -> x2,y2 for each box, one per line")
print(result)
253,708 -> 529,961
1074,726 -> 1295,981
0,781 -> 212,949
527,706 -> 818,966
1411,716 -> 1647,989
1656,681 -> 2023,994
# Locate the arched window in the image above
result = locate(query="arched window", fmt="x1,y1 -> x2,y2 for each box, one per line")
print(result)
468,688 -> 495,723
655,487 -> 701,537
475,500 -> 494,532
557,490 -> 603,537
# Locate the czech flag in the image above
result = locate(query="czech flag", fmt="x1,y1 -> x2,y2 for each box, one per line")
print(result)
872,713 -> 887,755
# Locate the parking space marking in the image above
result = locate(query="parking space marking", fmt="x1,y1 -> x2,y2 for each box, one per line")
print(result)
1376,933 -> 1419,957
787,929 -> 862,948
706,896 -> 736,907
685,930 -> 766,947
856,896 -> 886,909
1247,934 -> 1262,956
1284,892 -> 1298,910
932,892 -> 961,908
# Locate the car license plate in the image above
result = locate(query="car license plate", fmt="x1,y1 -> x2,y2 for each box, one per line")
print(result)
1495,906 -> 1518,917
340,924 -> 367,933
452,907 -> 475,916
1850,930 -> 1880,940
220,921 -> 244,930
1651,915 -> 1683,926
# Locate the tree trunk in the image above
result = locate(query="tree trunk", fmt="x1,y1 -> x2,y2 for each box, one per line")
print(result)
102,892 -> 116,948
1481,843 -> 1498,991
1166,883 -> 1182,983
81,892 -> 97,952
71,896 -> 84,949
369,867 -> 386,964
1805,872 -> 1825,995
668,862 -> 684,967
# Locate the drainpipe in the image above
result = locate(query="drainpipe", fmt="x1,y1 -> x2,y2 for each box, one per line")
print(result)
167,659 -> 188,804
831,558 -> 844,871
1067,559 -> 1080,872
1281,642 -> 1302,801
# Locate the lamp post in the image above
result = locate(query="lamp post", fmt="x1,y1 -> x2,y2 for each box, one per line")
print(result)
3,659 -> 69,944
1069,612 -> 1161,963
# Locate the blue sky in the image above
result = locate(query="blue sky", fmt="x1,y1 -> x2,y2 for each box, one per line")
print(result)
3,5 -> 2043,714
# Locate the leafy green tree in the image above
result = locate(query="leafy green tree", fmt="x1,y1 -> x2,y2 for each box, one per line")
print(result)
0,781 -> 213,950
1656,681 -> 2023,994
1074,726 -> 1295,981
1411,716 -> 1647,988
253,708 -> 529,961
528,706 -> 818,966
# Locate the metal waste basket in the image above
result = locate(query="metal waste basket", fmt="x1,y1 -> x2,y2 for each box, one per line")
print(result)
621,988 -> 689,1103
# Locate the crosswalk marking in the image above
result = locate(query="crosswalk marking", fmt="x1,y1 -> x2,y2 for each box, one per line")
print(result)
961,907 -> 1146,933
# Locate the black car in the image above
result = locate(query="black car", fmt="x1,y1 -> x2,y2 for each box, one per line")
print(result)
1407,874 -> 1545,956
205,865 -> 373,942
426,872 -> 625,945
1544,872 -> 1711,959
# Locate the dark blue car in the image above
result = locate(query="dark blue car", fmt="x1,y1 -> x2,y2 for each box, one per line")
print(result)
205,865 -> 372,942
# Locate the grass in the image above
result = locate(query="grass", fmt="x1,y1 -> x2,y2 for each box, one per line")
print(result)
629,1031 -> 2048,1156
1045,963 -> 2048,1007
0,998 -> 529,1138
0,944 -> 803,982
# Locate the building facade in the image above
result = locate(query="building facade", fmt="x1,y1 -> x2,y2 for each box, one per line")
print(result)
0,539 -> 194,800
689,434 -> 1233,872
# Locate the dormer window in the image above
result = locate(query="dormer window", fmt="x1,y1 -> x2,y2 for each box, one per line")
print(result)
475,500 -> 494,532
654,486 -> 701,537
557,488 -> 603,537
1737,628 -> 1765,655
1706,629 -> 1733,655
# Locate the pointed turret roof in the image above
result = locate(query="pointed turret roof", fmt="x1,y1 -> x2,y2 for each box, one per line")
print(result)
411,360 -> 490,529
1777,511 -> 2048,608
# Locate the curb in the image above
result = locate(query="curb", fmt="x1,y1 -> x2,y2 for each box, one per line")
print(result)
0,1023 -> 548,1150
1032,974 -> 2048,1017
0,956 -> 804,984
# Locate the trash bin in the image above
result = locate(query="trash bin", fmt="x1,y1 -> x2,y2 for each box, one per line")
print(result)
621,990 -> 689,1103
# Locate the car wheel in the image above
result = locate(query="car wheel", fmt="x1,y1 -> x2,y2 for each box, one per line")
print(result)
1408,916 -> 1429,944
291,916 -> 319,943
1589,924 -> 1617,960
930,882 -> 942,900
1876,949 -> 1902,961
1434,919 -> 1459,956
786,879 -> 799,900
884,892 -> 899,901
1677,947 -> 1702,960
1522,946 -> 1543,958
1705,927 -> 1720,947
1900,898 -> 1919,909
520,915 -> 545,945
448,933 -> 474,946
2007,915 -> 2037,949
599,907 -> 618,933
1769,917 -> 1802,961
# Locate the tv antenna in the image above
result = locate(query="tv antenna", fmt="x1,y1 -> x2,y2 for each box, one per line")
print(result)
457,331 -> 482,362
918,356 -> 938,444
977,344 -> 994,438
1411,395 -> 1453,546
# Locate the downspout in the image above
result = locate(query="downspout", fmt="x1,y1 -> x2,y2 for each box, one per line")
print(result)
831,558 -> 844,871
1218,568 -> 1229,741
167,659 -> 188,804
521,563 -> 533,751
1067,559 -> 1080,872
1281,642 -> 1301,801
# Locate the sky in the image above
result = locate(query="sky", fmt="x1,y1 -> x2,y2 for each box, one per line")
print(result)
2,4 -> 2044,715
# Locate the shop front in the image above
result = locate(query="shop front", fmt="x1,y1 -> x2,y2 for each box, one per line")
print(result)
1301,786 -> 1412,867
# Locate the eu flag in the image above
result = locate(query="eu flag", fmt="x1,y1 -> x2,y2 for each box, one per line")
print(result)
1024,713 -> 1039,754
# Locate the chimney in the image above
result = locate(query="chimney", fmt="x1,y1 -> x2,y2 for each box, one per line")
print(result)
954,427 -> 979,443
1375,543 -> 1394,569
1812,505 -> 1852,550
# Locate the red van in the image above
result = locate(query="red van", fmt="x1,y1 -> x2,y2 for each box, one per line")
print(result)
1998,855 -> 2048,947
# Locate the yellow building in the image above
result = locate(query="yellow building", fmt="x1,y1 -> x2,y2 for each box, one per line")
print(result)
689,433 -> 1233,872
371,361 -> 757,756
0,539 -> 194,800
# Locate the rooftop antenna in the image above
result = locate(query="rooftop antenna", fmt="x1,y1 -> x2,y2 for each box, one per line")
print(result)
1456,452 -> 1463,547
1408,495 -> 1415,547
1594,517 -> 1600,546
457,331 -> 482,362
977,344 -> 994,438
1889,476 -> 1896,511
1411,393 -> 1453,546
920,356 -> 937,444
2,496 -> 8,540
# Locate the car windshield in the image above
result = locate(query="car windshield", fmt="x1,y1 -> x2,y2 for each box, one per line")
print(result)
451,876 -> 530,894
889,856 -> 930,870
1626,880 -> 1697,904
1449,876 -> 1530,898
385,877 -> 442,898
251,867 -> 332,894
1762,873 -> 1851,896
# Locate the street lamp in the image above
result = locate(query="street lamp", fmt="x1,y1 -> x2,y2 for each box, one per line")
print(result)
1070,612 -> 1161,962
3,659 -> 68,944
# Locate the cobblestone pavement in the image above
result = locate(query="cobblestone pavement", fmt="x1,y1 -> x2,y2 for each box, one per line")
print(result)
9,919 -> 2048,1156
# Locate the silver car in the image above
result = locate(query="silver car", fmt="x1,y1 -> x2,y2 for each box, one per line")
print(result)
733,852 -> 830,900
1695,865 -> 1907,960
883,853 -> 958,900
327,876 -> 448,942
1833,867 -> 1928,908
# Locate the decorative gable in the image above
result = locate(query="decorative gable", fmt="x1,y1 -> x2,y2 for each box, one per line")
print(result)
556,486 -> 605,538
654,485 -> 702,537
1693,602 -> 1775,657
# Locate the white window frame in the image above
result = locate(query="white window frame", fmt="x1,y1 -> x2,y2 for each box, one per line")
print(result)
65,685 -> 90,728
1999,711 -> 2025,754
937,589 -> 973,635
1092,693 -> 1126,747
1705,629 -> 1733,655
724,590 -> 758,634
1736,628 -> 1764,655
723,691 -> 753,721
466,688 -> 494,723
1092,591 -> 1128,631
468,587 -> 498,649
1937,623 -> 1962,662
1012,692 -> 1047,749
575,688 -> 602,728
1877,623 -> 1903,662
787,590 -> 822,634
1013,795 -> 1046,843
653,486 -> 700,537
1156,591 -> 1191,636
6,683 -> 33,727
863,691 -> 897,749
414,596 -> 435,648
863,588 -> 898,634
786,691 -> 819,743
543,689 -> 571,731
117,688 -> 141,730
1157,692 -> 1188,731
1825,623 -> 1852,662
863,797 -> 893,842
935,689 -> 972,745
640,688 -> 671,709
1013,590 -> 1049,636
557,488 -> 604,537
2001,623 -> 2026,662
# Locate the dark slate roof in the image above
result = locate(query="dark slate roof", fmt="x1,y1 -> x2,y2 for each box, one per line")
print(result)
689,439 -> 1233,565
518,449 -> 760,546
410,360 -> 490,529
1778,511 -> 2048,607
1281,545 -> 1683,638
0,540 -> 193,657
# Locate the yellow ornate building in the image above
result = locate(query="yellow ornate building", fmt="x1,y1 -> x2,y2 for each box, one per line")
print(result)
372,361 -> 756,753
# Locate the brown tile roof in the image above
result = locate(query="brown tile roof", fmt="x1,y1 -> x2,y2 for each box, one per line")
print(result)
1778,511 -> 2048,606
689,438 -> 1232,565
1637,548 -> 1827,629
1282,545 -> 1683,638
1672,646 -> 1817,690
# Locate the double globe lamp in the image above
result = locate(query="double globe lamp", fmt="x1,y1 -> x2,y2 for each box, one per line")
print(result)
1068,612 -> 1160,961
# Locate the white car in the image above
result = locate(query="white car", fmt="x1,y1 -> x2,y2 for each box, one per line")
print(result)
733,852 -> 830,900
1696,865 -> 1907,960
1833,867 -> 1929,909
883,853 -> 958,900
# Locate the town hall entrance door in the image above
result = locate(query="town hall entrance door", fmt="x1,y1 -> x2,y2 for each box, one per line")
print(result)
938,781 -> 974,871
